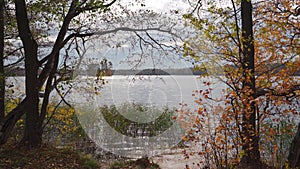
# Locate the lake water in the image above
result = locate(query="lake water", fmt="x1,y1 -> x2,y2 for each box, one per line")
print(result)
7,75 -> 226,108
66,75 -> 227,158
7,75 -> 227,158
7,76 -> 300,162
68,75 -> 300,159
70,75 -> 226,111
8,76 -> 225,158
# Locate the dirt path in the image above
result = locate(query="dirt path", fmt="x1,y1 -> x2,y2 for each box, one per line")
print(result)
151,149 -> 203,169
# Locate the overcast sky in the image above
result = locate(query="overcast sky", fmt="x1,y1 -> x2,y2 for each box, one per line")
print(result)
139,0 -> 190,12
86,0 -> 194,70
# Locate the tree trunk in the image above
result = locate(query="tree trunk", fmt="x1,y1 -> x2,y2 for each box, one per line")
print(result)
0,1 -> 81,146
288,122 -> 300,168
38,54 -> 59,133
15,0 -> 41,147
0,100 -> 25,144
0,0 -> 5,121
240,0 -> 261,167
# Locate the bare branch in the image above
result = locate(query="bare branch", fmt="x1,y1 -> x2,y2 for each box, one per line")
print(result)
39,32 -> 93,64
103,0 -> 117,7
42,84 -> 72,130
94,27 -> 180,39
4,57 -> 24,68
39,27 -> 179,65
134,32 -> 159,50
4,46 -> 24,59
256,84 -> 300,99
54,84 -> 72,108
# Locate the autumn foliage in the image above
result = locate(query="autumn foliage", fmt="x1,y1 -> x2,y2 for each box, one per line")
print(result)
182,0 -> 300,168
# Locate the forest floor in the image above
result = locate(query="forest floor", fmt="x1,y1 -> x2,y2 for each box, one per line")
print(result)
0,143 -> 160,169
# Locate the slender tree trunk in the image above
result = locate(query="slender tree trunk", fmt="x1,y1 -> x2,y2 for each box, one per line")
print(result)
0,0 -> 5,121
240,0 -> 261,166
0,100 -> 26,144
38,54 -> 59,133
288,122 -> 300,168
15,0 -> 41,147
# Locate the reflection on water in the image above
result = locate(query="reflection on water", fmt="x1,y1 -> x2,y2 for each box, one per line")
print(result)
70,75 -> 226,158
5,75 -> 226,158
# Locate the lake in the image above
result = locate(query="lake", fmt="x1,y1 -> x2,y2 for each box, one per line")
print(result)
7,75 -> 227,158
7,75 -> 300,161
66,75 -> 227,158
70,75 -> 226,111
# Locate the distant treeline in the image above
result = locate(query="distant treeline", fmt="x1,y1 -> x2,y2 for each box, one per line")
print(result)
4,67 -> 205,76
111,68 -> 206,75
5,64 -> 300,76
80,66 -> 300,76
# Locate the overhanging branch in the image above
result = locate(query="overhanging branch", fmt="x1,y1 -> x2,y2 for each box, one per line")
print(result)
39,27 -> 179,65
94,27 -> 180,38
256,84 -> 300,100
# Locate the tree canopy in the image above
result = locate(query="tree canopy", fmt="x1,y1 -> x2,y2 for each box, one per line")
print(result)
182,0 -> 300,168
